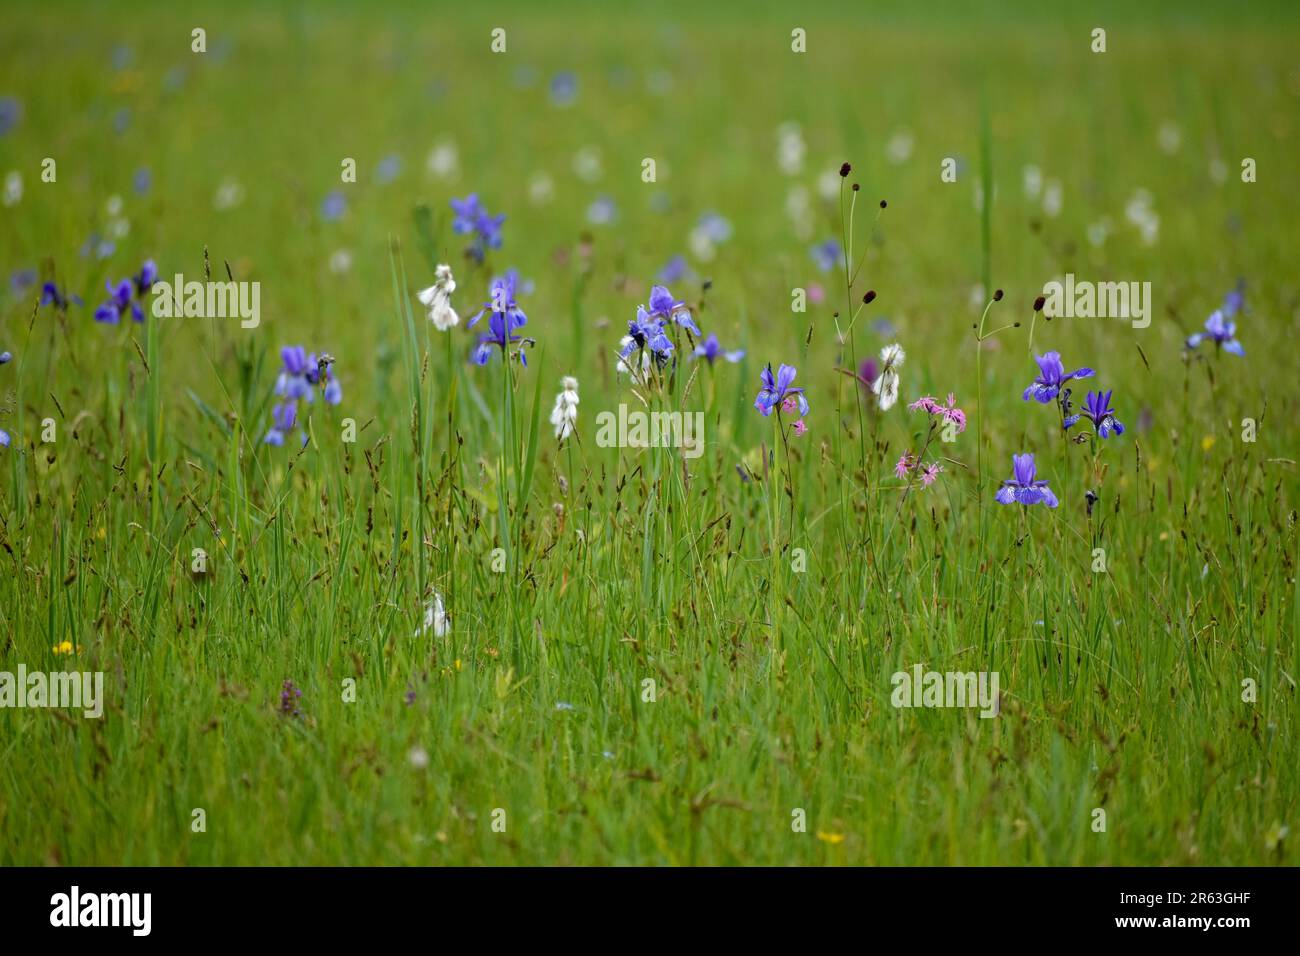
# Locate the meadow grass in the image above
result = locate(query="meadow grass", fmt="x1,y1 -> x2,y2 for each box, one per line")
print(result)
0,0 -> 1296,865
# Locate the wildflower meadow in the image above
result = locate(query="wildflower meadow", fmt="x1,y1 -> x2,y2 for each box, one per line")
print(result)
0,0 -> 1296,873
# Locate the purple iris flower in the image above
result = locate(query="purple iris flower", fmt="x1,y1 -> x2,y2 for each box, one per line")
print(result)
1022,351 -> 1094,403
94,279 -> 135,324
450,194 -> 505,261
659,255 -> 688,283
266,346 -> 341,444
271,402 -> 297,432
0,349 -> 9,448
1064,389 -> 1125,438
274,346 -> 316,401
646,284 -> 700,336
471,273 -> 529,365
810,239 -> 841,272
994,453 -> 1059,507
754,363 -> 809,417
1186,286 -> 1245,355
694,333 -> 744,365
10,269 -> 36,295
80,232 -> 115,260
621,306 -> 674,365
470,271 -> 528,330
473,309 -> 528,366
133,259 -> 158,297
40,282 -> 81,310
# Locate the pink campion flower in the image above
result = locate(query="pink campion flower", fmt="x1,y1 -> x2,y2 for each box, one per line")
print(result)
793,419 -> 808,436
781,395 -> 799,414
920,462 -> 943,486
909,392 -> 967,433
941,393 -> 967,433
894,452 -> 915,479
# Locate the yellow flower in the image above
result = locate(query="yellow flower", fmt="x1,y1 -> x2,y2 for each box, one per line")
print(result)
454,659 -> 462,672
52,641 -> 73,656
96,526 -> 107,540
1201,435 -> 1216,452
816,831 -> 845,845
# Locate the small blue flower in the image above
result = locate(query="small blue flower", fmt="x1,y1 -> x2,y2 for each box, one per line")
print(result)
133,167 -> 152,195
1186,285 -> 1245,356
694,333 -> 744,365
810,239 -> 842,272
321,191 -> 347,222
376,154 -> 402,184
0,96 -> 21,137
586,195 -> 617,224
549,71 -> 577,107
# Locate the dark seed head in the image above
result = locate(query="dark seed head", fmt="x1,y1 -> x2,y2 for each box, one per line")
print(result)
863,290 -> 876,304
851,183 -> 860,192
839,162 -> 852,177
1033,294 -> 1046,312
993,289 -> 1003,301
879,199 -> 887,208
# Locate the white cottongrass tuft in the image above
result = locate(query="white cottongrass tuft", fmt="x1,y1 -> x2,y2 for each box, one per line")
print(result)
873,343 -> 906,410
417,264 -> 459,331
415,592 -> 449,638
550,376 -> 579,441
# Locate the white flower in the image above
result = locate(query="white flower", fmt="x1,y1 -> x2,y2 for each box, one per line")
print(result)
549,376 -> 579,441
528,172 -> 554,205
3,170 -> 22,207
1022,165 -> 1043,200
873,343 -> 905,410
886,129 -> 914,165
416,592 -> 449,638
407,745 -> 430,769
1042,180 -> 1062,218
776,121 -> 805,176
425,141 -> 459,180
329,248 -> 353,274
213,178 -> 244,210
416,264 -> 459,331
